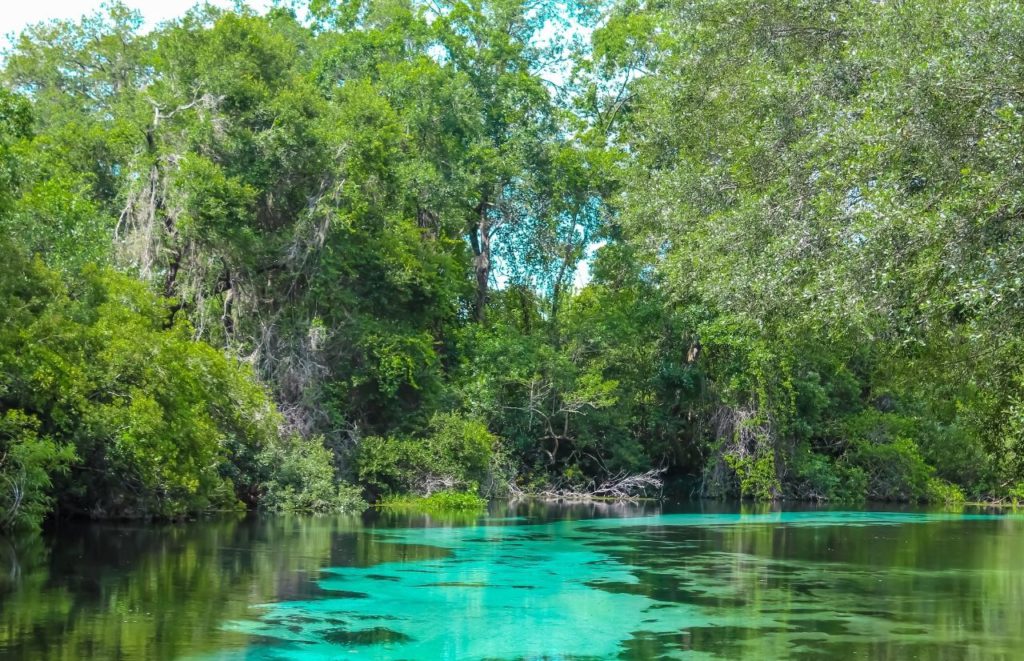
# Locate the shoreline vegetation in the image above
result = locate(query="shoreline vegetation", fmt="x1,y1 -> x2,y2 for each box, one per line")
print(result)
5,0 -> 1024,531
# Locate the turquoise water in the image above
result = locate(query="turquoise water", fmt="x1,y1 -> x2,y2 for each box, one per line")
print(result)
2,503 -> 1023,659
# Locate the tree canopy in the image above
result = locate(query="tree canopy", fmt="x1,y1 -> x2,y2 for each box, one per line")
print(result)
3,0 -> 1024,528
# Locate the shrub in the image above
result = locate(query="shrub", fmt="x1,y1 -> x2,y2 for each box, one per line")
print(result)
724,451 -> 781,501
927,478 -> 965,505
259,435 -> 367,513
848,437 -> 934,501
0,247 -> 285,522
357,412 -> 498,496
0,411 -> 76,530
790,449 -> 867,503
1010,483 -> 1024,507
378,490 -> 486,512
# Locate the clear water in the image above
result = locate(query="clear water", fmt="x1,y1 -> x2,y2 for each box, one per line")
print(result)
1,502 -> 1023,659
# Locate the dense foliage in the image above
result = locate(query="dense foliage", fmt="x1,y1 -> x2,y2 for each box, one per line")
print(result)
594,0 -> 1024,502
3,0 -> 1024,528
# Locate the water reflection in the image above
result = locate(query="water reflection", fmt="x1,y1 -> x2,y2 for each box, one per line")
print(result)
0,514 -> 358,659
0,502 -> 1021,660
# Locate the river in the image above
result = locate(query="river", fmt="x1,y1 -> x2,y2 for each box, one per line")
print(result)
1,502 -> 1022,659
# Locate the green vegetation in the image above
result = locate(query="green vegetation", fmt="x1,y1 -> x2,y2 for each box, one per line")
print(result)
3,0 -> 1024,529
378,490 -> 488,513
0,242 -> 355,527
358,413 -> 500,498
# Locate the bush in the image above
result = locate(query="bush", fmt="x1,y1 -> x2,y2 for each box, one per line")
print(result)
848,437 -> 934,501
357,412 -> 498,497
0,247 -> 285,522
790,449 -> 867,503
832,411 -> 941,502
378,490 -> 486,512
724,451 -> 781,501
0,411 -> 76,530
927,478 -> 965,505
259,435 -> 366,513
1010,483 -> 1024,507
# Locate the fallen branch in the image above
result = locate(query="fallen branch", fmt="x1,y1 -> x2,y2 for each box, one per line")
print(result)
516,468 -> 666,503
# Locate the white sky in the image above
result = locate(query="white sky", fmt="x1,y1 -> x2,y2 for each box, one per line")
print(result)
0,1 -> 269,42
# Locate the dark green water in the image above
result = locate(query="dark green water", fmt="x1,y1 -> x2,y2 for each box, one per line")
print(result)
1,503 -> 1023,660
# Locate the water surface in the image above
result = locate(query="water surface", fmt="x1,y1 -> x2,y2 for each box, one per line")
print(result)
1,502 -> 1022,659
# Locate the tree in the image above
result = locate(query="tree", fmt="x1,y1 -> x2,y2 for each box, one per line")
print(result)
593,0 -> 1024,499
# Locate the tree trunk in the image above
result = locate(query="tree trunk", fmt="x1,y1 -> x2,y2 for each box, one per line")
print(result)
549,236 -> 581,347
469,201 -> 491,322
145,119 -> 183,327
